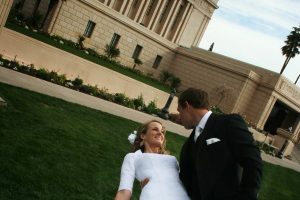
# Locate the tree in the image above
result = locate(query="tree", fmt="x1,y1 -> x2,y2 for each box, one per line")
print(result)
104,44 -> 120,60
280,26 -> 300,74
133,58 -> 143,69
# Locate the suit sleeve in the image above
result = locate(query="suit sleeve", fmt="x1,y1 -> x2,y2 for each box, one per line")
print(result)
225,114 -> 263,200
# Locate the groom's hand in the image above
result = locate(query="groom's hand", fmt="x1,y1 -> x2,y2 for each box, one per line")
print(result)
140,178 -> 149,189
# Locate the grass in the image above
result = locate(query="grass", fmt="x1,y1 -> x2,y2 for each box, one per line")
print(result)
4,22 -> 171,93
0,82 -> 300,200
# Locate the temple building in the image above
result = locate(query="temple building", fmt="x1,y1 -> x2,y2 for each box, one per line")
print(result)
0,0 -> 299,157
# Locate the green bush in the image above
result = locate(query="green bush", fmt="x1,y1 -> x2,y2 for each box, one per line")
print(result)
169,76 -> 181,89
104,44 -> 120,60
114,93 -> 127,105
96,87 -> 115,102
210,105 -> 224,114
36,68 -> 51,81
144,100 -> 159,114
72,77 -> 83,89
79,84 -> 99,96
160,70 -> 173,84
133,95 -> 145,110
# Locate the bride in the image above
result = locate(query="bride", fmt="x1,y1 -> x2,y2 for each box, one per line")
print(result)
115,120 -> 190,200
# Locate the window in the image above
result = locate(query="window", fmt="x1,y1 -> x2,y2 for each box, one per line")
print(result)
110,33 -> 121,48
132,45 -> 143,59
84,20 -> 96,38
152,55 -> 162,69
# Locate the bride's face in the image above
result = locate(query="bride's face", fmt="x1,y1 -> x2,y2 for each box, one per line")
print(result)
142,122 -> 165,148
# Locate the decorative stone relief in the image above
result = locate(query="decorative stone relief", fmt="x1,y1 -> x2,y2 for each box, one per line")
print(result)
280,81 -> 300,103
192,0 -> 214,14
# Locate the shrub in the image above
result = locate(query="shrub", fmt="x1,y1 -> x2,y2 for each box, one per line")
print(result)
104,44 -> 120,60
169,76 -> 181,89
78,35 -> 85,49
72,77 -> 83,89
133,95 -> 145,110
114,93 -> 127,105
133,58 -> 143,69
79,84 -> 99,96
160,70 -> 173,84
97,87 -> 115,102
36,68 -> 51,80
144,101 -> 159,115
210,105 -> 224,114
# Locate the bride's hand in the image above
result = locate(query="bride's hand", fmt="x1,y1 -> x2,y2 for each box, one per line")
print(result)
140,178 -> 149,189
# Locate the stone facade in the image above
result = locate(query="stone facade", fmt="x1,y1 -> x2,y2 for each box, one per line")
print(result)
13,0 -> 218,77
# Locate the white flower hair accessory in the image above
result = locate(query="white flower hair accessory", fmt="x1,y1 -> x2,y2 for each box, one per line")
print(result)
128,130 -> 137,144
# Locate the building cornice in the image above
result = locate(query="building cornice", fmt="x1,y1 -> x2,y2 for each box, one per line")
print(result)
187,0 -> 218,18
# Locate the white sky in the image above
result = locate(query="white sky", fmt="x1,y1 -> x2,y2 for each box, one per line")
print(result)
199,0 -> 300,86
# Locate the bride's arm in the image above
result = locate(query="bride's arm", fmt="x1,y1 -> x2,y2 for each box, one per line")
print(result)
115,190 -> 131,200
115,153 -> 135,200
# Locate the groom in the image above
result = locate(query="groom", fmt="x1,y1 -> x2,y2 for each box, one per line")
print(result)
177,88 -> 263,200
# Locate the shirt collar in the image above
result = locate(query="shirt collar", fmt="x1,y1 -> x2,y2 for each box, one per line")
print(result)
196,110 -> 212,130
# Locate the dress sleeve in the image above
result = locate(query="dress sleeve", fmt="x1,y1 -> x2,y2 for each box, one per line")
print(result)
118,153 -> 135,192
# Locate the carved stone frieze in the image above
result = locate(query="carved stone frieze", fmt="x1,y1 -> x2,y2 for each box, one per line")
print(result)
190,0 -> 214,14
279,81 -> 300,103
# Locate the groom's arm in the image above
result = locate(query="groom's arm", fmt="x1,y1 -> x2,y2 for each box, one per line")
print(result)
226,114 -> 263,200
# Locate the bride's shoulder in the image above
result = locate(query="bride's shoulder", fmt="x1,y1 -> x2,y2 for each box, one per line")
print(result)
124,150 -> 142,159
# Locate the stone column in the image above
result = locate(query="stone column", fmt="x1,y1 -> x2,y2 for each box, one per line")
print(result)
192,16 -> 208,46
160,0 -> 178,36
120,0 -> 128,14
149,0 -> 168,31
124,0 -> 134,16
0,0 -> 13,34
134,0 -> 146,22
147,0 -> 162,29
257,96 -> 277,130
109,0 -> 116,8
137,0 -> 151,24
104,0 -> 109,5
47,0 -> 64,34
174,3 -> 192,43
171,2 -> 191,42
162,0 -> 182,38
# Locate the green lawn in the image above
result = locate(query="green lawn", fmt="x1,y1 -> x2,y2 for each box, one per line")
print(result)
0,83 -> 299,200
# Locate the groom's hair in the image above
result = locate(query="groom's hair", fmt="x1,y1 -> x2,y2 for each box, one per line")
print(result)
178,88 -> 209,109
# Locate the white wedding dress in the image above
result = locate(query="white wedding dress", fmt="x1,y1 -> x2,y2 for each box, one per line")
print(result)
118,150 -> 190,200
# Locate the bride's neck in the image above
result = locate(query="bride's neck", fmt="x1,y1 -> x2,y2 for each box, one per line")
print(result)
144,144 -> 160,154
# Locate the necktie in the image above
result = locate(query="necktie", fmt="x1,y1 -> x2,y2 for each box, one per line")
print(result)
194,126 -> 203,142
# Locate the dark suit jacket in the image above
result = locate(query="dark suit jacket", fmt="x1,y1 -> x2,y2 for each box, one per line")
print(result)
179,113 -> 263,200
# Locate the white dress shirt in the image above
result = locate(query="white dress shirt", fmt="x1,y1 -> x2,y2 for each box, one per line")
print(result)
194,111 -> 212,141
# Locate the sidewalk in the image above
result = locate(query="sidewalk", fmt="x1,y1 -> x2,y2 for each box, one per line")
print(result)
1,66 -> 300,173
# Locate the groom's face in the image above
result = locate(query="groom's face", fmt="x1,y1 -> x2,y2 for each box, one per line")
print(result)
177,103 -> 193,130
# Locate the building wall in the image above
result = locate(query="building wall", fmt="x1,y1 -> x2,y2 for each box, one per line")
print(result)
17,0 -> 218,77
0,0 -> 13,34
50,0 -> 178,78
170,47 -> 257,114
0,28 -> 179,112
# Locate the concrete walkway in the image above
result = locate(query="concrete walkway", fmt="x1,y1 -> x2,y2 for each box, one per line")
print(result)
1,66 -> 300,173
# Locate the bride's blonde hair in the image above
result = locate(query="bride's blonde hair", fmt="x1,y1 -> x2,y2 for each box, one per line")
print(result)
132,120 -> 168,154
